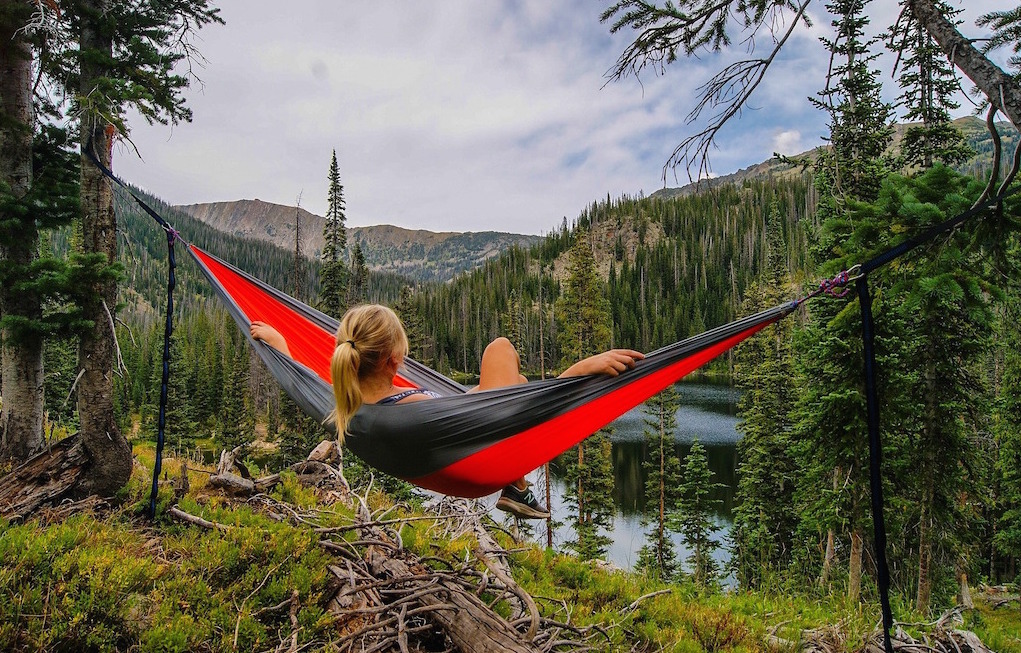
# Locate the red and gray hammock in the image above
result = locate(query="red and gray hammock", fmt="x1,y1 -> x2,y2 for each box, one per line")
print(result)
189,246 -> 795,497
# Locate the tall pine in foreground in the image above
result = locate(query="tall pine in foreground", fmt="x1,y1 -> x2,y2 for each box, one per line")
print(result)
678,439 -> 723,589
557,230 -> 615,560
320,149 -> 347,317
731,202 -> 800,587
43,0 -> 222,495
795,0 -> 894,601
635,385 -> 683,581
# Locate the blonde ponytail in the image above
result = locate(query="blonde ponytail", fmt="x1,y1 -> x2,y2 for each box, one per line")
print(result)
328,304 -> 409,440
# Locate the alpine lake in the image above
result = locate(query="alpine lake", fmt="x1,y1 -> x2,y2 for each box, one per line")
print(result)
534,379 -> 742,579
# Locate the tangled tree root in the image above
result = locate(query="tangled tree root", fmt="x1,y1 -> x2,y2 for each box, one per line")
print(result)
172,441 -> 612,653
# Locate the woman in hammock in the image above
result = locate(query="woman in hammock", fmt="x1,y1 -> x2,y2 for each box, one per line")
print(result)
251,303 -> 643,520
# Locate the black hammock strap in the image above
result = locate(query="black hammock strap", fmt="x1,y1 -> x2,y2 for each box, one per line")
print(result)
84,148 -> 187,519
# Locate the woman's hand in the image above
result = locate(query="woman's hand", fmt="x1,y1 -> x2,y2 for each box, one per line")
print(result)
559,349 -> 644,378
250,321 -> 291,357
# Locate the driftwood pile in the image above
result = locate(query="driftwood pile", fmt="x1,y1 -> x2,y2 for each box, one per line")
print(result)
174,441 -> 612,653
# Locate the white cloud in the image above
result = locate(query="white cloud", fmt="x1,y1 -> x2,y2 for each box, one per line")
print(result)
772,129 -> 805,156
113,0 -> 1011,236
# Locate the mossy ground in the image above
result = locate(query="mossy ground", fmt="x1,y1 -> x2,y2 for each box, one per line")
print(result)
1,444 -> 1018,652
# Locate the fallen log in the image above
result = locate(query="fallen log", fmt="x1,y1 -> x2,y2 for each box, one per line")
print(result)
0,435 -> 89,522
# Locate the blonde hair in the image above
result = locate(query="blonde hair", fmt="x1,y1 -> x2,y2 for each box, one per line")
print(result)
329,304 -> 409,440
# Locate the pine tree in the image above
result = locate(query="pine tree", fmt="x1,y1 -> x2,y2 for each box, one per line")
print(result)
320,149 -> 347,317
635,385 -> 683,581
557,231 -> 615,559
0,120 -> 82,461
994,295 -> 1021,589
796,0 -> 896,602
346,243 -> 367,307
874,167 -> 993,614
677,439 -> 724,589
395,285 -> 430,365
731,202 -> 800,588
163,333 -> 198,455
38,0 -> 223,494
218,346 -> 254,453
889,1 -> 972,170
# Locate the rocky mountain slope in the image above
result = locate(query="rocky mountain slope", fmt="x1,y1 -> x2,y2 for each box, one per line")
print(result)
174,199 -> 539,282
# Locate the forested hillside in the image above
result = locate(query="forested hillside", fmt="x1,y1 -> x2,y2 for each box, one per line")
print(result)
404,178 -> 817,376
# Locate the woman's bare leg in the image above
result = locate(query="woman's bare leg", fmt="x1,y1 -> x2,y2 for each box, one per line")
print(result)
476,338 -> 540,501
476,337 -> 528,391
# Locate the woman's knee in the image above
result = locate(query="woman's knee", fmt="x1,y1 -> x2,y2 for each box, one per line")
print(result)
484,337 -> 519,363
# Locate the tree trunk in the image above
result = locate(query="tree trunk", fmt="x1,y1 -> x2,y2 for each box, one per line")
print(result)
821,527 -> 836,587
959,567 -> 974,611
0,0 -> 45,463
917,499 -> 932,614
76,0 -> 132,498
848,529 -> 863,604
820,467 -> 839,587
910,0 -> 1021,128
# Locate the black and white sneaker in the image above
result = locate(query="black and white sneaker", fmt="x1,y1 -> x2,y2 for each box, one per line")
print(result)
496,484 -> 550,519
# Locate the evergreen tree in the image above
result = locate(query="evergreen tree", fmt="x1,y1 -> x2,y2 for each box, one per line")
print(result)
218,346 -> 254,453
346,243 -> 367,307
889,1 -> 972,170
557,231 -> 615,559
796,0 -> 895,602
635,385 -> 683,581
501,290 -> 524,353
0,120 -> 82,461
32,0 -> 223,494
731,202 -> 800,588
319,149 -> 347,317
677,439 -> 724,589
395,285 -> 430,365
163,333 -> 198,455
994,294 -> 1021,588
874,167 -> 996,613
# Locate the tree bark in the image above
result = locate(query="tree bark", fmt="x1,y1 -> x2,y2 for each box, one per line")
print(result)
0,0 -> 45,463
76,0 -> 132,498
0,435 -> 90,521
917,499 -> 932,614
820,467 -> 839,587
848,529 -> 863,604
910,0 -> 1021,128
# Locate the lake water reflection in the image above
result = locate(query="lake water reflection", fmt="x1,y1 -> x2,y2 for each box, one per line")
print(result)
542,380 -> 742,575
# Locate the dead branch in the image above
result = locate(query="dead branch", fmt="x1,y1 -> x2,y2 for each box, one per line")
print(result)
625,589 -> 674,612
168,506 -> 229,531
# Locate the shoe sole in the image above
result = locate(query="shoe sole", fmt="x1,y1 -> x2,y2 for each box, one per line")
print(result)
496,496 -> 550,520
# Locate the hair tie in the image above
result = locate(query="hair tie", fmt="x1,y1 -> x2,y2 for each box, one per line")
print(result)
345,339 -> 357,350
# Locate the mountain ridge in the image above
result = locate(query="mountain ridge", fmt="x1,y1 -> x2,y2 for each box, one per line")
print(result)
174,199 -> 540,282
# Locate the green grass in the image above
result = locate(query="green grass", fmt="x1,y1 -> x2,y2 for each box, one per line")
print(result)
1,444 -> 1019,652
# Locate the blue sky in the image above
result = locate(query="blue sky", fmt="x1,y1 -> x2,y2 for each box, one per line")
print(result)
116,1 -> 1004,236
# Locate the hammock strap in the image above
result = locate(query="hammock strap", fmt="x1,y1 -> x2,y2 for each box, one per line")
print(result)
149,228 -> 177,519
83,147 -> 184,518
857,276 -> 894,653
